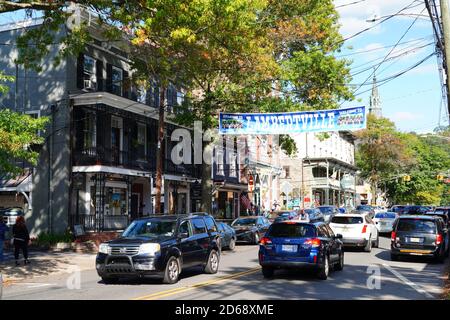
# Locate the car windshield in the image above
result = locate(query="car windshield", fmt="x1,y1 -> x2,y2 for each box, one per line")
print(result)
375,212 -> 397,219
396,219 -> 436,234
122,219 -> 177,238
317,207 -> 334,214
331,216 -> 364,224
232,218 -> 257,226
356,205 -> 372,211
268,224 -> 316,238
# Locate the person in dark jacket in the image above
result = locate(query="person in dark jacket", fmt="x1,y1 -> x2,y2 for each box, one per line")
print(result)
0,216 -> 9,263
12,216 -> 30,266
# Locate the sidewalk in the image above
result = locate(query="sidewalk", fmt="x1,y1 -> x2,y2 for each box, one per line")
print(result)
0,250 -> 96,284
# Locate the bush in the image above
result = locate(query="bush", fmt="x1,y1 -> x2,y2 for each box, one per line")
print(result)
34,231 -> 73,247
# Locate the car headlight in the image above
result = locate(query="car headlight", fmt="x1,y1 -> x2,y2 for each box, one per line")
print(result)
99,243 -> 110,254
138,243 -> 161,255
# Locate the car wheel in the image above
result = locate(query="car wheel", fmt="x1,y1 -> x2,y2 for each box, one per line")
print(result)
262,267 -> 274,278
163,257 -> 180,284
317,255 -> 329,280
373,235 -> 379,248
390,253 -> 399,261
335,252 -> 344,271
101,276 -> 119,284
253,232 -> 260,245
228,238 -> 236,251
204,250 -> 220,274
364,236 -> 372,252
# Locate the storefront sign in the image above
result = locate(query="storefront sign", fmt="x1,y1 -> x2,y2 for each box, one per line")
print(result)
219,106 -> 366,135
248,175 -> 254,192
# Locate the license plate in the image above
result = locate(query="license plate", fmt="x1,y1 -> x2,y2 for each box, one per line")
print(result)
281,245 -> 297,252
408,237 -> 422,243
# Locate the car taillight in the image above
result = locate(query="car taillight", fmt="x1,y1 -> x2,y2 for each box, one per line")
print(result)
259,237 -> 272,245
391,231 -> 396,241
304,238 -> 321,247
436,234 -> 443,245
362,225 -> 367,233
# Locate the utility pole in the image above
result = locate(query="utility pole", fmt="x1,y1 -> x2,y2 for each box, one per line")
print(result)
154,86 -> 166,214
440,0 -> 450,123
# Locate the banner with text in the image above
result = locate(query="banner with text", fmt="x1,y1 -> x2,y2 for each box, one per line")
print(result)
219,106 -> 366,135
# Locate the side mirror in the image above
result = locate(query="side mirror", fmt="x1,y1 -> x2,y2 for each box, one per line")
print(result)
335,234 -> 343,239
178,232 -> 189,239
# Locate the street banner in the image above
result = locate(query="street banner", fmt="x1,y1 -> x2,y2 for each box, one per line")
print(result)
219,106 -> 366,135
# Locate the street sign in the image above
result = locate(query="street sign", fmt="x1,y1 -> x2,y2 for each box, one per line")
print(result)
248,175 -> 254,192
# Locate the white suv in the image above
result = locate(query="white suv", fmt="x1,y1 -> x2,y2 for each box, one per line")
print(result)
329,213 -> 379,252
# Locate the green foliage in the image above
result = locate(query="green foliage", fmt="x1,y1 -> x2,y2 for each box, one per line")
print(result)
35,231 -> 73,247
385,132 -> 450,205
0,109 -> 49,174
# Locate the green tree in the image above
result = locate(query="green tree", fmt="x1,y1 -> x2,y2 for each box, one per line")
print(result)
385,132 -> 450,205
355,114 -> 412,205
0,73 -> 49,174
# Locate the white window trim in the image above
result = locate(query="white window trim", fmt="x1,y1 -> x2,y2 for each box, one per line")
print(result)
83,55 -> 97,89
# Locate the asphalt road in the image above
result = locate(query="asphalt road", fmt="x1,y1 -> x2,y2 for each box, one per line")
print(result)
1,236 -> 448,300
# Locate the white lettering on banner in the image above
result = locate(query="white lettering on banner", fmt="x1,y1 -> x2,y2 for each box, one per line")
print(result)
293,114 -> 301,130
320,112 -> 327,128
328,112 -> 335,128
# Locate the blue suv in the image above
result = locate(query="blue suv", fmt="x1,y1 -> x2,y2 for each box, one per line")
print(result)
258,221 -> 344,280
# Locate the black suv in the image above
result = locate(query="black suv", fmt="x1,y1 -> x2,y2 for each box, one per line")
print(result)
391,215 -> 449,263
96,213 -> 221,284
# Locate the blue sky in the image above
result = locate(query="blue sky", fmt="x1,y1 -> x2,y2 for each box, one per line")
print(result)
335,0 -> 448,133
0,2 -> 447,133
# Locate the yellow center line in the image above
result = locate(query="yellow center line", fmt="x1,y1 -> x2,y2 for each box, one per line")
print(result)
132,266 -> 261,300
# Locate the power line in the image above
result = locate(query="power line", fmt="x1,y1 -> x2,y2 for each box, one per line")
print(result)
335,36 -> 434,58
335,0 -> 367,9
351,7 -> 427,97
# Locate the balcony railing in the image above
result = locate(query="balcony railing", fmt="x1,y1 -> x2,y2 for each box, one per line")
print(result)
73,147 -> 152,171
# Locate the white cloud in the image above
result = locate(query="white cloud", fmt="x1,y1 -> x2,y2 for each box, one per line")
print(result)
406,62 -> 439,76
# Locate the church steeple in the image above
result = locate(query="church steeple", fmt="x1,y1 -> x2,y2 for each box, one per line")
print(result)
369,72 -> 382,117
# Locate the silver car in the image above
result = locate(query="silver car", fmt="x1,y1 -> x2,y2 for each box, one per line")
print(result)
372,211 -> 398,233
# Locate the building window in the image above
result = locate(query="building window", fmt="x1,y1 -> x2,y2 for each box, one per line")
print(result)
83,55 -> 96,90
83,112 -> 96,149
111,66 -> 123,96
137,123 -> 147,160
283,166 -> 290,178
216,148 -> 224,176
229,153 -> 237,177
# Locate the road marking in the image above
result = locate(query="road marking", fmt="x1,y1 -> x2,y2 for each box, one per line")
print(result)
133,267 -> 261,300
381,263 -> 434,299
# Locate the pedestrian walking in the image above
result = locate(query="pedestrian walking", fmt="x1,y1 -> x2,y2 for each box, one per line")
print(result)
0,216 -> 9,264
12,216 -> 30,266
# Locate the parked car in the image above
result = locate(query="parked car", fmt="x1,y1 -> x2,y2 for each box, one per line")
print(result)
231,216 -> 271,244
424,212 -> 449,228
391,205 -> 406,214
391,215 -> 449,262
258,221 -> 344,280
96,213 -> 221,284
329,213 -> 379,252
434,207 -> 450,220
316,206 -> 339,223
401,205 -> 429,215
217,222 -> 237,251
355,205 -> 375,218
273,211 -> 298,223
304,208 -> 324,223
0,207 -> 25,227
373,211 -> 398,233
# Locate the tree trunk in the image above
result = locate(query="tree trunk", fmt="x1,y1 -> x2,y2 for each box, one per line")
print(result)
154,86 -> 166,214
371,180 -> 377,206
200,140 -> 214,213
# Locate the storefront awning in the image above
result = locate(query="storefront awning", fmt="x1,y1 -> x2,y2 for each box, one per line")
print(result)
73,165 -> 151,177
0,169 -> 32,192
